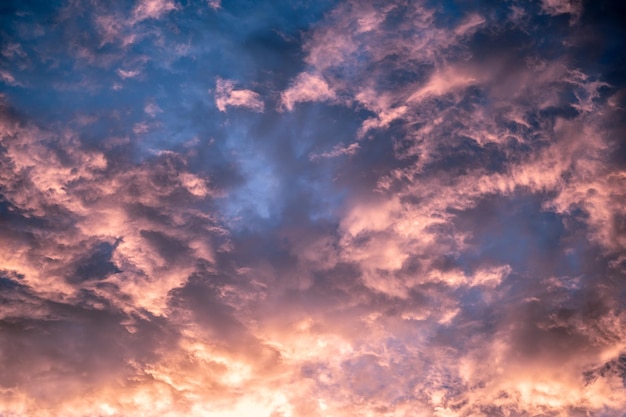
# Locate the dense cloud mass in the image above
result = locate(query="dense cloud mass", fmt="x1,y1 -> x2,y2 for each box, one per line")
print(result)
0,0 -> 625,416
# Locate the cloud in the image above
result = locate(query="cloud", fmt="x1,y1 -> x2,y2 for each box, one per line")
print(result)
454,13 -> 486,36
94,13 -> 137,47
0,100 -> 221,316
280,72 -> 336,111
214,78 -> 264,112
541,0 -> 583,18
144,102 -> 163,117
309,142 -> 360,160
0,70 -> 20,86
0,0 -> 625,416
117,68 -> 141,79
132,0 -> 179,22
407,66 -> 481,103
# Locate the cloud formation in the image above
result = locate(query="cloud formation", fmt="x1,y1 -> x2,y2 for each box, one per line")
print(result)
0,0 -> 625,416
280,72 -> 336,111
215,78 -> 264,112
133,0 -> 178,22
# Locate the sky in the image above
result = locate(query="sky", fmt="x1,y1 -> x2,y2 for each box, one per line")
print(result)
0,0 -> 625,416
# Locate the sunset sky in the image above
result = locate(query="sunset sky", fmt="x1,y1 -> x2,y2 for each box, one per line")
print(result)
1,0 -> 625,416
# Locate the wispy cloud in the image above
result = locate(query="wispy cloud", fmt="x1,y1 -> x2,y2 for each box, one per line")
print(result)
144,102 -> 163,117
0,70 -> 21,86
310,142 -> 360,160
280,72 -> 336,111
541,0 -> 583,18
117,68 -> 141,79
214,78 -> 264,112
132,0 -> 179,22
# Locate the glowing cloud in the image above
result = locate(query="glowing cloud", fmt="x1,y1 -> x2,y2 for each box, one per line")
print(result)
214,78 -> 264,113
280,72 -> 336,111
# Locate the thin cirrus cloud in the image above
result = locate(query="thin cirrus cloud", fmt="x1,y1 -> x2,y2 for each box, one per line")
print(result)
0,0 -> 625,416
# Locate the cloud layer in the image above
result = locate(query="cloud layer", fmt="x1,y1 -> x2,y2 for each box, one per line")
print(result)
0,0 -> 625,416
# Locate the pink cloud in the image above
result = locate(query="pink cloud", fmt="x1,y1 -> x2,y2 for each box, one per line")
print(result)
541,0 -> 582,18
408,66 -> 481,103
214,78 -> 264,112
117,68 -> 141,79
280,72 -> 336,111
144,102 -> 163,117
132,0 -> 178,22
0,70 -> 20,86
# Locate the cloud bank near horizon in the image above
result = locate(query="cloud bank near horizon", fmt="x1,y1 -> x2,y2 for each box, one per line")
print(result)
0,0 -> 625,416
